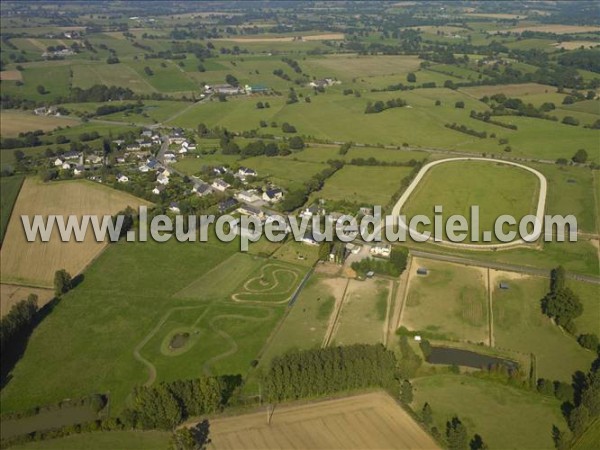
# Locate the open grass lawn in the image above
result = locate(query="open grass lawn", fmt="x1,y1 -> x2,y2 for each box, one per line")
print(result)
332,278 -> 390,346
316,165 -> 412,206
0,111 -> 79,137
412,374 -> 567,450
11,430 -> 170,450
492,274 -> 595,381
0,178 -> 151,287
402,160 -> 539,243
402,259 -> 489,343
0,175 -> 24,244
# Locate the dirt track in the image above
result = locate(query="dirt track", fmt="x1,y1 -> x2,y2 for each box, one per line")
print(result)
206,391 -> 440,450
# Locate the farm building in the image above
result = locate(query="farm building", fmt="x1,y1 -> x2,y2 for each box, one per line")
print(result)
245,84 -> 270,94
499,282 -> 510,290
417,268 -> 429,275
370,244 -> 391,257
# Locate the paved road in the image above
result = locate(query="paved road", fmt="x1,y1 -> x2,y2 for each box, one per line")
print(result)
410,249 -> 600,285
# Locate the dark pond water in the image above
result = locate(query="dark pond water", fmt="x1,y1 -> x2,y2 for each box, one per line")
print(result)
427,346 -> 518,371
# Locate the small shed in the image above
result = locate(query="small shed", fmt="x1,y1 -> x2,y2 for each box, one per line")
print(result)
414,335 -> 422,342
366,271 -> 375,278
499,282 -> 510,290
417,267 -> 428,275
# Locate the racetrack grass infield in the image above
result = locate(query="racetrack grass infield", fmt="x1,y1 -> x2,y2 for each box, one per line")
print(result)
401,160 -> 539,244
411,374 -> 567,450
491,273 -> 596,381
401,258 -> 489,344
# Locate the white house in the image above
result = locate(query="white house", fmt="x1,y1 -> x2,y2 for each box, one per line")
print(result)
61,162 -> 72,170
152,185 -> 166,195
211,179 -> 230,192
169,202 -> 181,213
157,173 -> 170,185
370,243 -> 391,257
117,174 -> 129,183
237,167 -> 257,179
236,189 -> 261,203
73,165 -> 84,176
54,157 -> 64,166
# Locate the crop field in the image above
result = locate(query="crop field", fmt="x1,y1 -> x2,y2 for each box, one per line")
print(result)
0,70 -> 23,81
0,284 -> 54,317
0,111 -> 78,137
491,271 -> 595,381
315,165 -> 413,206
411,374 -> 567,450
402,258 -> 489,343
402,160 -> 539,243
331,278 -> 390,346
0,178 -> 151,287
208,391 -> 440,450
498,24 -> 600,34
459,83 -> 559,98
0,175 -> 24,244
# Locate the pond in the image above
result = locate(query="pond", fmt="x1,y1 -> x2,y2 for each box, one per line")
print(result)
169,332 -> 190,349
427,346 -> 519,371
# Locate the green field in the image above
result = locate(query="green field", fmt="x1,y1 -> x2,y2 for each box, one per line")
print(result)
572,419 -> 600,450
402,259 -> 489,343
332,278 -> 390,346
0,240 -> 304,414
402,160 -> 539,243
316,165 -> 412,206
0,175 -> 24,244
11,430 -> 170,450
240,156 -> 327,191
412,374 -> 567,450
492,274 -> 595,381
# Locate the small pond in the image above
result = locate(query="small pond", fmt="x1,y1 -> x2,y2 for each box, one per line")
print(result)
427,346 -> 518,371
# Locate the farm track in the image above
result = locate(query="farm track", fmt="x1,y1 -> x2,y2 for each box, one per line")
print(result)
322,278 -> 350,347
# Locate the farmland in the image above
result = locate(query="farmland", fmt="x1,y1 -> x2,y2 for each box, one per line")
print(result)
0,178 -> 151,287
412,374 -> 567,450
0,112 -> 78,137
0,175 -> 23,244
401,258 -> 489,343
207,392 -> 440,450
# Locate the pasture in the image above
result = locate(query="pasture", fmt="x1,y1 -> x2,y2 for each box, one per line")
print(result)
401,160 -> 539,244
411,374 -> 567,450
491,271 -> 595,381
0,244 -> 307,414
303,54 -> 422,80
71,62 -> 157,94
315,165 -> 413,206
207,391 -> 440,450
10,431 -> 169,450
0,178 -> 151,287
401,258 -> 489,343
0,111 -> 78,137
332,278 -> 390,346
0,175 -> 24,244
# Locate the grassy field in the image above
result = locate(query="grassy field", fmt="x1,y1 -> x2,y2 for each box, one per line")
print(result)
402,160 -> 539,244
315,165 -> 413,206
11,431 -> 170,450
0,175 -> 24,244
0,111 -> 79,137
0,243 -> 308,414
491,272 -> 595,381
1,63 -> 72,102
572,419 -> 600,450
208,391 -> 440,450
412,375 -> 566,450
259,274 -> 344,362
568,280 -> 600,337
239,156 -> 327,191
0,178 -> 151,287
332,278 -> 390,346
402,258 -> 489,343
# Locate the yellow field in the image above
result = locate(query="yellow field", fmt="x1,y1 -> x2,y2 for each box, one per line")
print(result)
0,284 -> 54,317
205,392 -> 440,450
497,25 -> 600,35
0,111 -> 79,137
214,33 -> 344,42
459,83 -> 557,98
552,41 -> 600,50
305,54 -> 421,78
0,70 -> 23,81
466,13 -> 524,19
0,178 -> 150,287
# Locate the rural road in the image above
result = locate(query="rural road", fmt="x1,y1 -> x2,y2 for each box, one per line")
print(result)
367,157 -> 548,250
